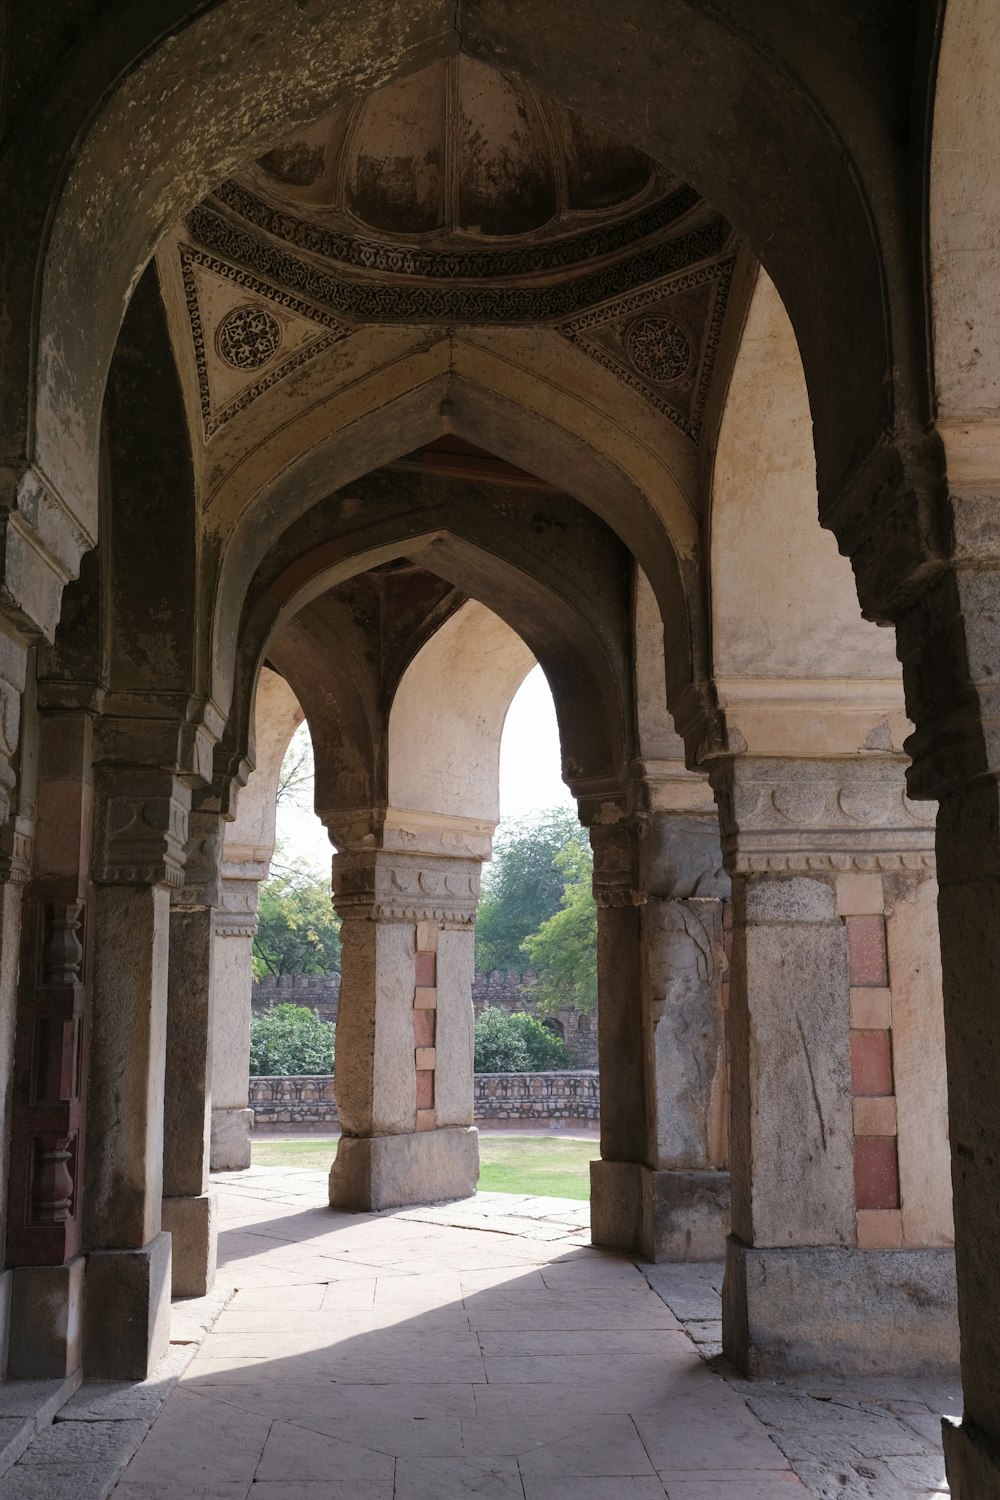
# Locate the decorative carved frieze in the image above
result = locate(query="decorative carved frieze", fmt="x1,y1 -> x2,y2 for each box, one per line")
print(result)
333,848 -> 480,925
710,757 -> 936,875
0,814 -> 34,885
92,771 -> 191,887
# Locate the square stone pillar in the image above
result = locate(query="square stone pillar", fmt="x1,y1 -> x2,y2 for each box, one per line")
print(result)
587,778 -> 732,1263
163,811 -> 224,1297
83,767 -> 188,1378
328,836 -> 479,1211
209,867 -> 262,1170
711,755 -> 956,1378
5,696 -> 90,1379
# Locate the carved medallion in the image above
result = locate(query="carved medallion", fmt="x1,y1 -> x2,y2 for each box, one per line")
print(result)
624,316 -> 692,385
215,304 -> 282,370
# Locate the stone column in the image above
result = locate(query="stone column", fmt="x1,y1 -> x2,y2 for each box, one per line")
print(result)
712,755 -> 956,1378
641,792 -> 731,1262
5,692 -> 90,1379
588,815 -> 649,1251
162,811 -> 223,1297
83,767 -> 187,1378
209,861 -> 263,1170
328,821 -> 480,1211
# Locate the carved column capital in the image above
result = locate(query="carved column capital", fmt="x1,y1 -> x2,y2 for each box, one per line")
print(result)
589,818 -> 647,910
214,873 -> 261,938
332,847 -> 480,926
170,810 -> 224,911
709,756 -> 935,876
92,768 -> 191,887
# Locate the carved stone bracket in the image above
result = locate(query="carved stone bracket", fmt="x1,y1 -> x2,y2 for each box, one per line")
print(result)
0,813 -> 34,886
171,811 -> 224,911
214,873 -> 261,938
709,756 -> 936,875
92,770 -> 191,887
333,848 -> 480,925
590,820 -> 648,910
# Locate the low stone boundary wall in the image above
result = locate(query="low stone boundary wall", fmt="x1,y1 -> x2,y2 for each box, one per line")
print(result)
248,1071 -> 600,1128
474,1071 -> 599,1126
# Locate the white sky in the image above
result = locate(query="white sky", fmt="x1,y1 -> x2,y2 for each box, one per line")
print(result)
274,663 -> 572,872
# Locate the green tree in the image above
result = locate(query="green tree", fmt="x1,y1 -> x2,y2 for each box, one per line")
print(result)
521,839 -> 598,1015
475,808 -> 588,973
474,1005 -> 570,1072
253,855 -> 341,978
250,1004 -> 335,1075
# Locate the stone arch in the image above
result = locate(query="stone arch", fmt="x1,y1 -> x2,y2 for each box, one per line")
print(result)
386,599 -> 536,829
208,357 -> 700,750
236,519 -> 634,800
708,269 -> 908,758
10,0 -> 919,629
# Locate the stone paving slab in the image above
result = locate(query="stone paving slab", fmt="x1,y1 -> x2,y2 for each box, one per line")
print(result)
0,1171 -> 960,1500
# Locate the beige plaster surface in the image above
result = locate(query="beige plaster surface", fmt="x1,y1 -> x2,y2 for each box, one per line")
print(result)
930,0 -> 1000,421
224,667 -> 304,868
388,600 -> 534,826
711,274 -> 906,754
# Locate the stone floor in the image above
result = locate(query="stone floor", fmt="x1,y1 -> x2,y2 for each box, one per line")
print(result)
4,1167 -> 961,1499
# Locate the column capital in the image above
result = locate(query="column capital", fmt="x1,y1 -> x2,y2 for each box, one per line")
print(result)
332,846 -> 480,926
92,767 -> 191,887
170,809 -> 224,911
710,755 -> 935,876
214,872 -> 261,938
589,818 -> 647,910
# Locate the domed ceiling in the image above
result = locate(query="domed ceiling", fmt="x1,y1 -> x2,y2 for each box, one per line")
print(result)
177,57 -> 737,442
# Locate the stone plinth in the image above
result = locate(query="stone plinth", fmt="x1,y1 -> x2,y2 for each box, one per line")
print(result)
329,1127 -> 479,1211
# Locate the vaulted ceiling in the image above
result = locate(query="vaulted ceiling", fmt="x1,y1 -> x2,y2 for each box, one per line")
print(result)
167,56 -> 739,447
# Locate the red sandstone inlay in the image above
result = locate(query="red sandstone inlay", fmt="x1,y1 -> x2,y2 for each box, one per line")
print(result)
846,915 -> 888,987
415,951 -> 437,987
850,1029 -> 894,1097
854,1135 -> 900,1210
416,1069 -> 435,1110
413,1008 -> 436,1048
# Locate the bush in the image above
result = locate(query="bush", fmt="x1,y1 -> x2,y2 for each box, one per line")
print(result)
474,1006 -> 571,1073
249,1004 -> 335,1076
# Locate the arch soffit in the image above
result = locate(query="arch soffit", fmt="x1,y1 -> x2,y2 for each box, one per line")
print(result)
23,0 -> 905,548
708,271 -> 909,759
928,0 -> 1000,484
236,526 -> 632,791
209,358 -> 697,718
225,664 -> 304,865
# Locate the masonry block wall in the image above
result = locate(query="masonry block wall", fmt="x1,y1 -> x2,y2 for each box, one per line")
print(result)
248,1070 -> 600,1127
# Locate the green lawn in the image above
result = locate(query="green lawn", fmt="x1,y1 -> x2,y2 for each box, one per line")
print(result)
250,1134 -> 595,1200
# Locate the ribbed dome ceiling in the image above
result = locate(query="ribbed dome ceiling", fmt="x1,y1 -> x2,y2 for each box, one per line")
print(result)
248,56 -> 665,244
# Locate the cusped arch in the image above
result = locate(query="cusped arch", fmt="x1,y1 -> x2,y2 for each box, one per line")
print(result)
387,599 -> 536,826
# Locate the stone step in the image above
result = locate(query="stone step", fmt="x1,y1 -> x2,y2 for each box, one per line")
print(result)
0,1370 -> 81,1478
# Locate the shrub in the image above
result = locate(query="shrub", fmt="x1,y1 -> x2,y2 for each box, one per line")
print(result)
249,1003 -> 335,1076
474,1005 -> 571,1073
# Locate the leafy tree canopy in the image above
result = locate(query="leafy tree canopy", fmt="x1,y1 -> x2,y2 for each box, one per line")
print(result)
473,1005 -> 571,1073
249,1003 -> 335,1076
252,852 -> 341,979
475,808 -> 589,973
521,839 -> 598,1016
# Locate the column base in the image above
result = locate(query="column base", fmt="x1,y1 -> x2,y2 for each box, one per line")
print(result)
640,1169 -> 730,1262
723,1234 -> 959,1377
84,1232 -> 172,1379
590,1159 -> 642,1252
9,1261 -> 80,1378
591,1162 -> 730,1261
329,1127 -> 479,1212
210,1106 -> 253,1170
944,1415 -> 1000,1498
162,1192 -> 217,1298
